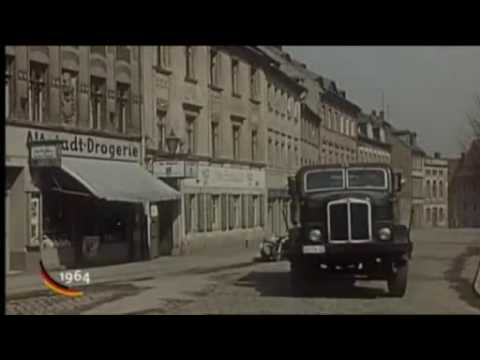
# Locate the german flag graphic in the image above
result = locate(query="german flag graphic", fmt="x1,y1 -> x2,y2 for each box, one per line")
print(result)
40,261 -> 84,298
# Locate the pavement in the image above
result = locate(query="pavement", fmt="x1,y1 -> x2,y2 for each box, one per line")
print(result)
6,228 -> 480,315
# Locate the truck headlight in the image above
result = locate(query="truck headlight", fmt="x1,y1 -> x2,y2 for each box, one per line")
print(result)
378,227 -> 392,241
309,229 -> 322,242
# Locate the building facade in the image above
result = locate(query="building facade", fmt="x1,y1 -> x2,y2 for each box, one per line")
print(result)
423,153 -> 449,228
449,138 -> 480,228
357,110 -> 392,164
390,129 -> 426,228
5,46 -> 178,273
142,46 -> 274,255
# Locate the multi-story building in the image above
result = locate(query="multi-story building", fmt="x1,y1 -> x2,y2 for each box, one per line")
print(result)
142,46 -> 302,255
317,77 -> 360,165
423,153 -> 449,228
5,46 -> 178,273
390,129 -> 427,227
449,138 -> 480,228
357,110 -> 392,164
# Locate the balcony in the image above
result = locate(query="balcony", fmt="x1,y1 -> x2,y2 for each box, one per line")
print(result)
90,46 -> 106,57
116,46 -> 131,63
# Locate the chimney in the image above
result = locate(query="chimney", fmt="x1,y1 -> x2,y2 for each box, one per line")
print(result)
371,110 -> 377,117
434,152 -> 441,159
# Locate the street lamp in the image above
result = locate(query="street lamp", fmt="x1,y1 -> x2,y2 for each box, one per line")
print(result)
166,129 -> 180,156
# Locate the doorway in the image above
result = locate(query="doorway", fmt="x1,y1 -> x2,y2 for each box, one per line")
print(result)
150,201 -> 174,257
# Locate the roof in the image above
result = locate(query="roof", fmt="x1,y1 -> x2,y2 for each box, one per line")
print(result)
391,128 -> 427,156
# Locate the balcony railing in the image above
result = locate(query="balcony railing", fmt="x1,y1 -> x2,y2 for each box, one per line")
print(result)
90,46 -> 106,57
116,46 -> 131,63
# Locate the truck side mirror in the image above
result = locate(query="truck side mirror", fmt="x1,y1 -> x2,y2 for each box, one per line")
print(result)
394,173 -> 404,192
288,176 -> 297,198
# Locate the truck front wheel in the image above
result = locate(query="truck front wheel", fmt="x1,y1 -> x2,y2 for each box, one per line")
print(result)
387,261 -> 409,297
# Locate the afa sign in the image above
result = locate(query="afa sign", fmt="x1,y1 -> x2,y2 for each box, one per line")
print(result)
29,140 -> 63,167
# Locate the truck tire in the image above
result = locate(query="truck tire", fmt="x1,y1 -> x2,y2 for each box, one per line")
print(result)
387,261 -> 409,297
290,260 -> 312,297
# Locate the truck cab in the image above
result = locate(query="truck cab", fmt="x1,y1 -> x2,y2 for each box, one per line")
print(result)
287,163 -> 412,297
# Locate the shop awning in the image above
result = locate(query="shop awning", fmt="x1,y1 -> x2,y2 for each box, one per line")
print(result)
60,157 -> 180,203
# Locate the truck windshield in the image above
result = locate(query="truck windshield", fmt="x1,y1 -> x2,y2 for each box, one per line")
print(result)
347,169 -> 387,189
305,170 -> 344,191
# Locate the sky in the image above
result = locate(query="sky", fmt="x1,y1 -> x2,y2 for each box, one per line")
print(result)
285,46 -> 480,158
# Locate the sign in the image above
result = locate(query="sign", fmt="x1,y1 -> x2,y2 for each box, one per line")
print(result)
184,164 -> 266,189
6,125 -> 140,162
153,160 -> 198,178
29,140 -> 62,167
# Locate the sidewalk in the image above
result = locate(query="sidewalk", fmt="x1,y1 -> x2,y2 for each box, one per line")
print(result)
6,245 -> 260,298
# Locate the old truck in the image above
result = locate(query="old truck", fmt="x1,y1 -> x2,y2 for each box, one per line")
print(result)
287,163 -> 413,297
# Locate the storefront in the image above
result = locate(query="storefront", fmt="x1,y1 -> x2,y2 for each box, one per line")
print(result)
6,125 -> 180,272
153,160 -> 267,255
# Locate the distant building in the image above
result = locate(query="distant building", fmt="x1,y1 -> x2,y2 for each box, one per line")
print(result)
390,129 -> 427,228
449,138 -> 480,228
423,153 -> 449,228
356,110 -> 392,164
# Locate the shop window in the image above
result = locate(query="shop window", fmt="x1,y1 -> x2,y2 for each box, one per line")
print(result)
241,195 -> 247,229
232,58 -> 240,96
185,194 -> 195,234
61,69 -> 78,124
268,200 -> 274,234
197,194 -> 205,232
221,194 -> 227,231
29,61 -> 48,123
211,195 -> 220,231
116,82 -> 130,134
259,195 -> 265,227
90,76 -> 106,130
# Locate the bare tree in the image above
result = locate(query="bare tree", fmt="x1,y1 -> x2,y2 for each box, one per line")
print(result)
467,94 -> 480,138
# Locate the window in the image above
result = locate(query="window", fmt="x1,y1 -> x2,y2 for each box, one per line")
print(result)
116,82 -> 130,133
157,111 -> 166,152
90,46 -> 106,57
156,46 -> 170,70
232,58 -> 240,96
5,56 -> 14,119
426,208 -> 431,223
250,66 -> 259,100
439,180 -> 444,199
373,127 -> 380,141
197,194 -> 205,232
432,180 -> 437,199
185,46 -> 195,80
209,47 -> 221,88
90,76 -> 106,130
221,194 -> 227,231
439,208 -> 444,222
268,138 -> 273,165
229,195 -> 240,230
186,115 -> 197,154
61,69 -> 78,124
29,61 -> 48,123
426,169 -> 431,176
211,122 -> 219,158
251,130 -> 257,162
116,46 -> 131,63
211,195 -> 220,231
185,194 -> 195,234
232,124 -> 241,160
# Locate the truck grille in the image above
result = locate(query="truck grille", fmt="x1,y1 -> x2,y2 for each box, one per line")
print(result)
328,198 -> 371,242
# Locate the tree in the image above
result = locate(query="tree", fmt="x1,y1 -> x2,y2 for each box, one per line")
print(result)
467,94 -> 480,138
